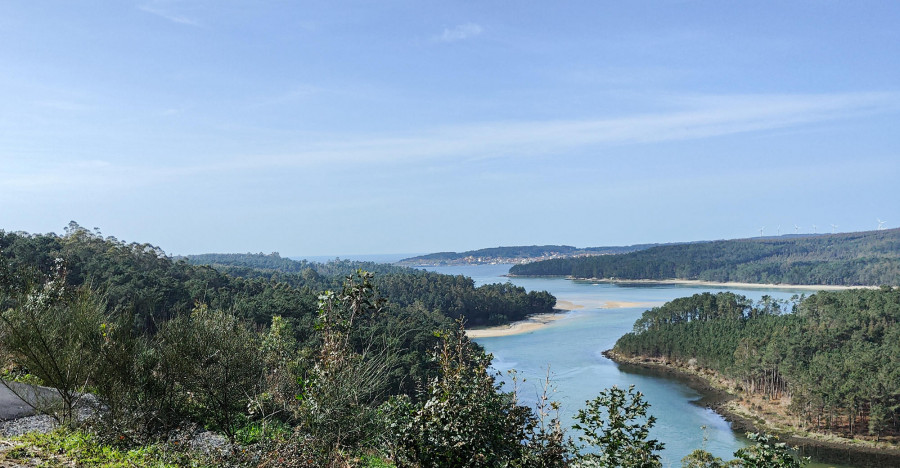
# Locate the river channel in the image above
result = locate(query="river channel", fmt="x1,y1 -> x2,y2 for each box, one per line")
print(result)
420,264 -> 859,468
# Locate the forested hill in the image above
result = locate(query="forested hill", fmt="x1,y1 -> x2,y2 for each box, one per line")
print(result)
1,225 -> 554,332
612,289 -> 900,439
184,252 -> 555,327
184,252 -> 415,277
509,228 -> 900,286
397,243 -> 663,266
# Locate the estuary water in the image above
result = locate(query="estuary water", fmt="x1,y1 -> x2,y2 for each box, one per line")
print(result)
420,264 -> 854,468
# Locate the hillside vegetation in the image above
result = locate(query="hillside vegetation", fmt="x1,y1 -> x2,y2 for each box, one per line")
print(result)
613,289 -> 900,441
185,252 -> 555,327
3,223 -> 799,467
0,224 -> 824,466
510,229 -> 900,286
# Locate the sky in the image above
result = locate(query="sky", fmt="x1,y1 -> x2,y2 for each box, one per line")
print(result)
2,1 -> 899,256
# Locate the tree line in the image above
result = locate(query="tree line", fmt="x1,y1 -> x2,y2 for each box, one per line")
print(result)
397,244 -> 663,265
510,229 -> 900,286
0,265 -> 805,468
184,252 -> 556,327
614,289 -> 900,439
0,223 -> 812,466
2,223 -> 554,333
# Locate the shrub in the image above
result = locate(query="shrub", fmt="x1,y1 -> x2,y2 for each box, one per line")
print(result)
156,303 -> 264,441
681,449 -> 740,467
572,385 -> 664,468
291,271 -> 393,460
733,432 -> 809,467
383,323 -> 534,467
0,269 -> 104,424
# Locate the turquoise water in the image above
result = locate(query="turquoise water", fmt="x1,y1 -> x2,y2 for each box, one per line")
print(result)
421,264 -> 854,468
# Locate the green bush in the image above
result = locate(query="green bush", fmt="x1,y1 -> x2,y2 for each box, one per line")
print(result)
733,433 -> 809,467
572,385 -> 665,468
681,449 -> 741,467
0,271 -> 105,424
383,324 -> 535,467
157,303 -> 264,441
291,272 -> 393,460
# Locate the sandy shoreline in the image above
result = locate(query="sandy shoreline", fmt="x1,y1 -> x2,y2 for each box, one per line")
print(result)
570,277 -> 875,291
466,299 -> 659,338
466,312 -> 568,338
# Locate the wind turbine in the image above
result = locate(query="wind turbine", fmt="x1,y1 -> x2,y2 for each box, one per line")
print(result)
812,224 -> 817,234
831,224 -> 838,234
794,224 -> 800,234
759,226 -> 765,237
878,219 -> 886,230
777,225 -> 781,236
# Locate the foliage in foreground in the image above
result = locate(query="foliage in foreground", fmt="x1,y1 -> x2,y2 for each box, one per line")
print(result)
573,385 -> 664,467
0,265 -> 103,424
681,433 -> 809,468
0,226 -> 815,467
733,433 -> 809,467
1,428 -> 218,467
383,324 -> 544,467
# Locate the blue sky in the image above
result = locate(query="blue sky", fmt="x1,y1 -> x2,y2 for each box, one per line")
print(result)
2,1 -> 899,256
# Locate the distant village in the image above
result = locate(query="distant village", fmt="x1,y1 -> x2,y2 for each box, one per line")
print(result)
396,251 -> 607,267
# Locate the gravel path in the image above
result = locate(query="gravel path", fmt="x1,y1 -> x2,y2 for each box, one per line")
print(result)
0,384 -> 37,422
0,382 -> 231,462
0,416 -> 57,438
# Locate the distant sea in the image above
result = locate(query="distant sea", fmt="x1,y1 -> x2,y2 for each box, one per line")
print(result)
288,253 -> 422,264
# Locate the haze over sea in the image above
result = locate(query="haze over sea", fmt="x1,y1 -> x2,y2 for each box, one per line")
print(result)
423,263 -> 854,468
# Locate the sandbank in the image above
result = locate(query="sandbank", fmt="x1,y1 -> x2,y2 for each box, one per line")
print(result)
554,300 -> 584,310
466,313 -> 567,338
466,299 -> 659,338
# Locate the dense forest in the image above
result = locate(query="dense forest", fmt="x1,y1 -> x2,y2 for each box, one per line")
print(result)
397,243 -> 666,266
186,252 -> 416,277
0,223 -> 552,404
0,224 -> 819,466
0,225 -> 554,331
184,252 -> 556,327
510,229 -> 900,286
613,289 -> 900,439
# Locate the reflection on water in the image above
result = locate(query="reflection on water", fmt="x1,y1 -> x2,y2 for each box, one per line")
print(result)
419,264 -> 858,468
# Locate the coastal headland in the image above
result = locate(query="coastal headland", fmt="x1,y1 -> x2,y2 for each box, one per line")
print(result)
582,278 -> 875,291
505,276 -> 875,292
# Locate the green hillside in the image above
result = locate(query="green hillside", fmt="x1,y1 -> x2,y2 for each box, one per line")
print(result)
613,288 -> 900,439
397,243 -> 663,266
509,229 -> 900,286
184,252 -> 556,327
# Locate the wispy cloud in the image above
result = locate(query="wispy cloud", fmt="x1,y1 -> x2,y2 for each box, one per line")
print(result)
138,4 -> 200,26
251,91 -> 900,166
435,23 -> 483,43
4,92 -> 898,193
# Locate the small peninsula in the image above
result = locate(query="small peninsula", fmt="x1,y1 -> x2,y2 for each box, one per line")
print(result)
606,289 -> 900,465
509,228 -> 900,287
